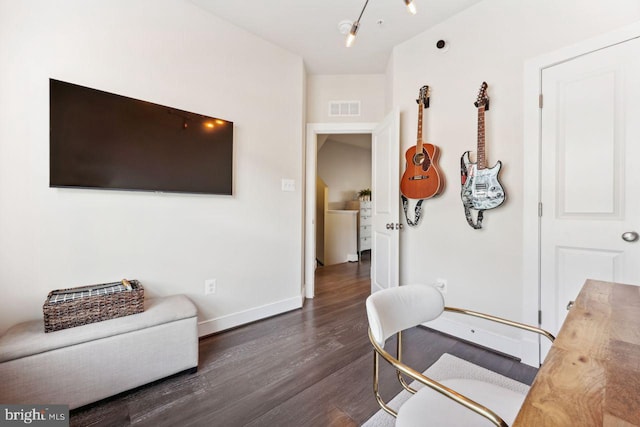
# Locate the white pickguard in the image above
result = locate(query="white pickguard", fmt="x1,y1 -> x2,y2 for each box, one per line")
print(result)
460,151 -> 505,210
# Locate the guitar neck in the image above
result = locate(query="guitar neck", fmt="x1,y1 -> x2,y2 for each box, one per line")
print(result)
477,105 -> 486,169
416,101 -> 424,150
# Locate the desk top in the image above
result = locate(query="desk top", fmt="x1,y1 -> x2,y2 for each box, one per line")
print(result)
514,279 -> 640,426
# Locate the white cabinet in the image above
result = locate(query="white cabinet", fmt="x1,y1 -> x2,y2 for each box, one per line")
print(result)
325,210 -> 359,265
359,201 -> 372,258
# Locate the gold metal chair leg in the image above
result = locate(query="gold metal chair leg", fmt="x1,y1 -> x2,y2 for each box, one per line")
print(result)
396,331 -> 417,394
373,350 -> 398,417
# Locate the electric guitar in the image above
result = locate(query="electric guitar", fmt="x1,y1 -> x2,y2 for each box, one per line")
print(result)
460,82 -> 505,211
400,85 -> 443,200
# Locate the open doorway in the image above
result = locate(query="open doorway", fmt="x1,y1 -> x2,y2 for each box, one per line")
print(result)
304,123 -> 377,298
316,133 -> 372,268
305,111 -> 401,298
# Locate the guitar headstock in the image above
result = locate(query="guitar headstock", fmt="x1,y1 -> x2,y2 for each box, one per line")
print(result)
416,85 -> 430,108
474,81 -> 489,109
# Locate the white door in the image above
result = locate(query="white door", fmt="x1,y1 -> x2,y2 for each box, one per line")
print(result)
540,38 -> 640,349
371,109 -> 401,293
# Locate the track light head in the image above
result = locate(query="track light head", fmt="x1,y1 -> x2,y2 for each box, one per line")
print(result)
405,0 -> 417,15
344,0 -> 416,47
346,21 -> 359,47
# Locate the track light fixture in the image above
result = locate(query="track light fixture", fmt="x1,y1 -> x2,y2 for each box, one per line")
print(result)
345,0 -> 368,47
405,0 -> 417,15
346,21 -> 359,47
345,0 -> 417,47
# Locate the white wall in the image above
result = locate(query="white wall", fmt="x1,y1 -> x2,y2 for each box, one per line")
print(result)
0,0 -> 305,335
306,74 -> 386,123
317,140 -> 372,208
391,0 -> 639,347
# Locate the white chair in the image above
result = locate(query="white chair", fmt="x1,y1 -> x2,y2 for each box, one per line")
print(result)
365,285 -> 555,427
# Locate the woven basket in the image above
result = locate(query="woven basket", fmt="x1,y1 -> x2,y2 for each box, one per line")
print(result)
43,279 -> 144,333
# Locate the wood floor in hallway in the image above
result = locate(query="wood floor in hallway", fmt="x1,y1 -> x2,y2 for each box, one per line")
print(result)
70,256 -> 537,426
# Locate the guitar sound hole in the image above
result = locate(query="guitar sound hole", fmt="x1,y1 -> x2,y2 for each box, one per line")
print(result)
413,151 -> 432,171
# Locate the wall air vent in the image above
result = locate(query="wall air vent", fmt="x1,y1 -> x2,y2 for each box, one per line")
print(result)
328,100 -> 361,117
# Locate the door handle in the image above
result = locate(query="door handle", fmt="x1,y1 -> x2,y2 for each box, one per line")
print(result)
386,223 -> 392,230
566,300 -> 575,310
622,231 -> 639,242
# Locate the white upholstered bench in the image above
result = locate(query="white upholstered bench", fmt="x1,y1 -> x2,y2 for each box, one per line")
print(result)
0,294 -> 198,409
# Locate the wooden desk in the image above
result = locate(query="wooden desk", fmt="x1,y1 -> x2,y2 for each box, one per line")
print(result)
514,280 -> 640,426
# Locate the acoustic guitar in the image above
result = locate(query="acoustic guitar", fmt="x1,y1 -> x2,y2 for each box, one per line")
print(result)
400,85 -> 443,200
460,82 -> 505,213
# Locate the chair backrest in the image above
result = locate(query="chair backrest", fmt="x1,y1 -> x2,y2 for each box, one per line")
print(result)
366,285 -> 445,347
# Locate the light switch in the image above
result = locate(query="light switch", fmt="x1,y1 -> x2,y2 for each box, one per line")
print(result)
281,179 -> 295,192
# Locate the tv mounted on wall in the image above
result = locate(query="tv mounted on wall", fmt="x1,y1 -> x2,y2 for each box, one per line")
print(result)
49,79 -> 233,195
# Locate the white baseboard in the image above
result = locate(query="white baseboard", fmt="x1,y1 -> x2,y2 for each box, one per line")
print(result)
197,296 -> 303,337
520,337 -> 540,367
424,315 -> 540,368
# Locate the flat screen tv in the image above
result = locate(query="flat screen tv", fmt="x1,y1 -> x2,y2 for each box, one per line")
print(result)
50,79 -> 233,195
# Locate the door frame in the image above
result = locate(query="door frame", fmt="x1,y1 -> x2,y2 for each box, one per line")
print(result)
304,122 -> 377,299
521,22 -> 640,366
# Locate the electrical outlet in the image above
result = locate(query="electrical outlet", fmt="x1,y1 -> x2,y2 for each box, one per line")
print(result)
204,279 -> 216,295
434,278 -> 447,295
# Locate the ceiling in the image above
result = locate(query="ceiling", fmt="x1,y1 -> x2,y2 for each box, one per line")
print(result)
316,134 -> 371,153
326,134 -> 372,150
189,0 -> 483,74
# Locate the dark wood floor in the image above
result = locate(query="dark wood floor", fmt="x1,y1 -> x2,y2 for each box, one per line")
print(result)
70,255 -> 537,426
